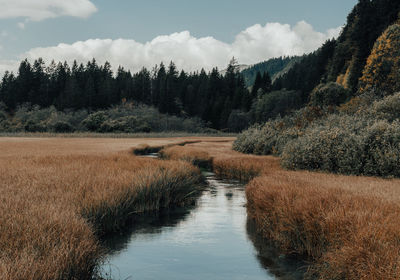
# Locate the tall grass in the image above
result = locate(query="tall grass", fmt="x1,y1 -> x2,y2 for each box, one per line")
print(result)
160,145 -> 213,169
0,138 -> 204,280
246,171 -> 400,279
169,140 -> 400,279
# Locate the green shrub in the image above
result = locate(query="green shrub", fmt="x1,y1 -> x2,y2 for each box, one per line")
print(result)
367,92 -> 400,121
309,82 -> 351,107
52,121 -> 74,133
82,111 -> 108,132
281,117 -> 400,177
24,120 -> 46,132
233,119 -> 302,156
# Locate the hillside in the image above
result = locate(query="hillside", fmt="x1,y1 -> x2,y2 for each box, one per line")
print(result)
273,0 -> 400,96
236,0 -> 400,178
241,56 -> 299,87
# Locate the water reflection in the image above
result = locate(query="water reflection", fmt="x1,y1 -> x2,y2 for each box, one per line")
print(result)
246,219 -> 308,280
100,172 -> 306,280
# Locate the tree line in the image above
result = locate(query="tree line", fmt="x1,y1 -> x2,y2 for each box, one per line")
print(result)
0,58 -> 273,130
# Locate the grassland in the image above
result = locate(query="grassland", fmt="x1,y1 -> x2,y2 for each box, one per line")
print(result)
158,141 -> 400,279
0,136 -> 232,280
2,136 -> 400,279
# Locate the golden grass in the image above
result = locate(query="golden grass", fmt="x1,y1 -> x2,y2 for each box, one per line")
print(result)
160,145 -> 213,169
3,136 -> 400,279
162,140 -> 400,279
0,137 -> 224,280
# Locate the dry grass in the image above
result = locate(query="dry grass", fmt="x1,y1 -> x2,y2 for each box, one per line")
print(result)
3,136 -> 399,279
160,145 -> 213,169
162,140 -> 400,279
160,140 -> 280,181
0,137 -> 228,280
246,171 -> 400,279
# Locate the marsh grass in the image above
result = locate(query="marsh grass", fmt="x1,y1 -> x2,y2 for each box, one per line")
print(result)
160,145 -> 213,169
0,139 -> 205,280
132,140 -> 202,155
3,137 -> 399,280
161,140 -> 400,279
246,171 -> 400,279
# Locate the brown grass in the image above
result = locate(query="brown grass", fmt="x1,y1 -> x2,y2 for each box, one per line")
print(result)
162,140 -> 400,279
160,145 -> 213,169
3,136 -> 400,279
0,137 -> 226,280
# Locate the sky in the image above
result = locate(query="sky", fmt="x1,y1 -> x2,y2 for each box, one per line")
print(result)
0,0 -> 358,75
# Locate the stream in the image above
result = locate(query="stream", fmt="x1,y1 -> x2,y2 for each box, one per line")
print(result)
100,168 -> 306,280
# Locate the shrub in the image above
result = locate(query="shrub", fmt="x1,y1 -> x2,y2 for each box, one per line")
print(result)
309,82 -> 351,107
82,111 -> 108,132
281,116 -> 400,177
367,92 -> 400,121
233,119 -> 303,156
24,120 -> 46,132
52,121 -> 74,133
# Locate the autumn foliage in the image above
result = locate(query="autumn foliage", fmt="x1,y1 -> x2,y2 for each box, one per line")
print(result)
360,24 -> 400,94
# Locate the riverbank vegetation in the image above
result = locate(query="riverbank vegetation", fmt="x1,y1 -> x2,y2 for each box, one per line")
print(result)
0,138 -> 207,280
0,102 -> 211,133
160,140 -> 400,279
235,18 -> 400,178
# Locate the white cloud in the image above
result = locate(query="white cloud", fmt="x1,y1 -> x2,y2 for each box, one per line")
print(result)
17,22 -> 25,29
0,59 -> 18,75
0,21 -> 341,76
0,0 -> 97,21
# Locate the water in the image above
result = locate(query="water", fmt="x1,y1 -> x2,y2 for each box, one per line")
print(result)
101,171 -> 305,280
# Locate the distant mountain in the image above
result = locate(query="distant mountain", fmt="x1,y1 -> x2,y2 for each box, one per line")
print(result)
219,64 -> 250,76
241,56 -> 300,87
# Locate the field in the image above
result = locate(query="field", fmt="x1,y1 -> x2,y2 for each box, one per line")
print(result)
158,141 -> 400,279
0,136 -> 231,280
1,136 -> 400,279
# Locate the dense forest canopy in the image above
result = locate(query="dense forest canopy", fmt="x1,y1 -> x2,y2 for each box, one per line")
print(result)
0,58 -> 255,130
273,0 -> 400,96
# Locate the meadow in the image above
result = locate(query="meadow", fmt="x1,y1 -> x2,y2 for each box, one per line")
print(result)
0,136 -> 232,280
158,141 -> 400,279
1,136 -> 400,279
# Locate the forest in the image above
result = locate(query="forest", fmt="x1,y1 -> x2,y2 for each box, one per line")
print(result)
0,58 -> 259,132
235,0 -> 400,178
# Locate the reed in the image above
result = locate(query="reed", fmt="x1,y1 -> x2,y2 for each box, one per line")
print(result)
161,140 -> 400,279
246,171 -> 400,279
160,145 -> 213,169
0,137 -> 206,280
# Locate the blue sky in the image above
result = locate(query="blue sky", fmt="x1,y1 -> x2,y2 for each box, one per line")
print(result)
0,0 -> 358,74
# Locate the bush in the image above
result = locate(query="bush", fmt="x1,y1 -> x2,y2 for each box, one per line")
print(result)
309,82 -> 351,107
52,121 -> 74,133
281,124 -> 364,174
367,92 -> 400,121
82,111 -> 108,132
0,102 -> 208,134
281,116 -> 400,177
24,120 -> 46,132
233,119 -> 302,156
